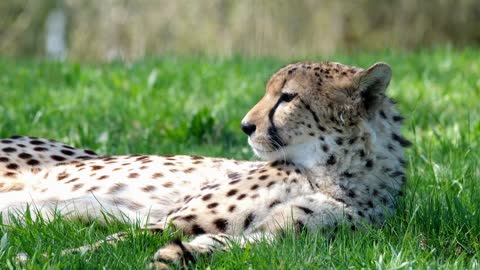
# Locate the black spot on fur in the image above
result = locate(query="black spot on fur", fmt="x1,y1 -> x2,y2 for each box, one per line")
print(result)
326,155 -> 336,165
84,149 -> 97,155
390,171 -> 405,178
244,213 -> 255,229
6,163 -> 18,170
270,160 -> 279,167
365,159 -> 374,168
333,127 -> 343,133
258,175 -> 269,180
2,147 -> 16,153
266,181 -> 276,188
213,218 -> 229,232
202,194 -> 212,200
227,172 -> 241,180
27,159 -> 40,166
269,200 -> 281,208
183,214 -> 197,222
367,200 -> 374,208
207,202 -> 219,209
191,224 -> 206,235
334,197 -> 346,204
348,137 -> 358,145
18,153 -> 32,159
392,133 -> 412,147
61,149 -> 74,156
51,155 -> 66,161
379,110 -> 387,119
335,138 -> 343,145
226,189 -> 238,196
392,115 -> 404,122
296,206 -> 314,214
30,140 -> 45,145
322,144 -> 329,152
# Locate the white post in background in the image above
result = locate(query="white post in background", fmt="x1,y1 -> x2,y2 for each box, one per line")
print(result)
45,5 -> 67,60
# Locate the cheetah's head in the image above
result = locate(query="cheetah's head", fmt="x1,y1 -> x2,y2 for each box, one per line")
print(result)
241,61 -> 392,166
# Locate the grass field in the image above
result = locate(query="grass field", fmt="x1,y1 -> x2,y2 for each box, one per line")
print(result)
1,47 -> 479,269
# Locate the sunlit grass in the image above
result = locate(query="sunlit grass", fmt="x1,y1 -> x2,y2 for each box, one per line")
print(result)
1,47 -> 479,269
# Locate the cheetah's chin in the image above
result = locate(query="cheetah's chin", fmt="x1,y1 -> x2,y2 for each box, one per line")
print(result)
249,139 -> 319,167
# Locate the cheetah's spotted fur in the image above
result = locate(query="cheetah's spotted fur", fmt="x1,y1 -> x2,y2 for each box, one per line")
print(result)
0,61 -> 410,268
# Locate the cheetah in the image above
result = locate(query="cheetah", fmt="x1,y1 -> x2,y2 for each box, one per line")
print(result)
0,61 -> 410,269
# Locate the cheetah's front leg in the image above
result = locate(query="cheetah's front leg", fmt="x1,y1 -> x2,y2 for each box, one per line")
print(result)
149,232 -> 276,270
149,193 -> 361,269
257,193 -> 359,232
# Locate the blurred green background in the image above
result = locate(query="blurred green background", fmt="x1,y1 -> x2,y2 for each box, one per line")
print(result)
1,0 -> 479,61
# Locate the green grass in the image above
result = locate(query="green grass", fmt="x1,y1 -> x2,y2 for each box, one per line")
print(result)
1,47 -> 480,269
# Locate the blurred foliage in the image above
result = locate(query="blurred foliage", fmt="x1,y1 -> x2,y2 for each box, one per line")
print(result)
0,0 -> 479,61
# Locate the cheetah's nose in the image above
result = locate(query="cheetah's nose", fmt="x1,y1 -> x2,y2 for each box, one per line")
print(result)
241,122 -> 256,136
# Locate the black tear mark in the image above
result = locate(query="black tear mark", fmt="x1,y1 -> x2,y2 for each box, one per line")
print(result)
267,96 -> 286,147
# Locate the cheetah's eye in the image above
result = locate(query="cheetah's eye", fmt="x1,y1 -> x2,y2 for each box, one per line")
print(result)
279,92 -> 297,103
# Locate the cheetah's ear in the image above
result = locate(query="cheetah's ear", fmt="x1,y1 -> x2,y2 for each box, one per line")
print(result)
354,62 -> 392,115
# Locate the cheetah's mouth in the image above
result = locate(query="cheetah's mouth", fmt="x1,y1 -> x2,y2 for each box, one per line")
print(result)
248,137 -> 286,160
249,137 -> 319,166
